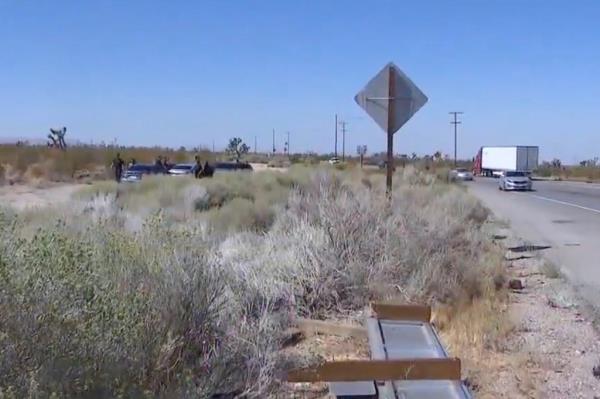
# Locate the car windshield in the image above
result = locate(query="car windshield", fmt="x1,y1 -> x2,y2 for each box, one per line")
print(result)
506,171 -> 526,177
172,164 -> 193,170
455,168 -> 468,172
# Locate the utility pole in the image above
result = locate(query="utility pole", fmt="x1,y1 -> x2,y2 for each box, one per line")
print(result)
212,139 -> 215,153
272,128 -> 276,155
334,114 -> 338,158
449,112 -> 463,166
286,131 -> 290,156
254,136 -> 257,154
339,120 -> 347,162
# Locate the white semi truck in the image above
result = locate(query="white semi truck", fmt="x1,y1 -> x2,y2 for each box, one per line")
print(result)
474,146 -> 539,177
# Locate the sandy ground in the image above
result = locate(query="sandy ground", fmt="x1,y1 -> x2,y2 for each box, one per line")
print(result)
249,162 -> 288,173
0,183 -> 81,211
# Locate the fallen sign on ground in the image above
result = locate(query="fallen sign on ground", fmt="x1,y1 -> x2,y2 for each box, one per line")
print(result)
285,303 -> 473,399
287,358 -> 461,382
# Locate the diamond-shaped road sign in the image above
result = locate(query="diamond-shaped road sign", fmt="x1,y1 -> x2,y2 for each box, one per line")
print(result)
354,62 -> 428,134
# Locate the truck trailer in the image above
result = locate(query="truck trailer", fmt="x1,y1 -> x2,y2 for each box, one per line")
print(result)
474,146 -> 539,177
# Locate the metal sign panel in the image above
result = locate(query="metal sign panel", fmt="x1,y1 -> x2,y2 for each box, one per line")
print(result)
354,62 -> 428,134
379,320 -> 447,359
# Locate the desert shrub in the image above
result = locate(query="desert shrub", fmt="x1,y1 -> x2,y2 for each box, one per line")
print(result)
433,166 -> 452,183
219,170 -> 501,319
3,166 -> 504,396
0,212 -> 290,398
207,197 -> 276,233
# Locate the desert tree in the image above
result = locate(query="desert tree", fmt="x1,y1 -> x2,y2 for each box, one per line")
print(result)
226,137 -> 250,162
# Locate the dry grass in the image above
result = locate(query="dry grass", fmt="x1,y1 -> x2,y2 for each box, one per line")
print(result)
536,165 -> 600,182
1,166 -> 509,397
0,144 -> 215,184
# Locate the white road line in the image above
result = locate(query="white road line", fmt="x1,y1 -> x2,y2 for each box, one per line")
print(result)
530,194 -> 600,215
543,181 -> 600,190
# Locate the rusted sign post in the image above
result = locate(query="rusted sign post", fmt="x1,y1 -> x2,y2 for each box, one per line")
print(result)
354,63 -> 428,194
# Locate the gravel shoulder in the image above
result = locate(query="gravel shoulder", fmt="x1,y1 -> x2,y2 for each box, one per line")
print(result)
483,221 -> 600,398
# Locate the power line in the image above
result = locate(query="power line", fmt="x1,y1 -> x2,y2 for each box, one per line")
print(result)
449,111 -> 464,166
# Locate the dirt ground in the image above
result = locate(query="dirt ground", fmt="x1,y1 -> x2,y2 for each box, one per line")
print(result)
0,183 -> 81,211
477,223 -> 600,398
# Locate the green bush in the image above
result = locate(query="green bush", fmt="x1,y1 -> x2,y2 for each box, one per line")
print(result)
0,212 -> 289,397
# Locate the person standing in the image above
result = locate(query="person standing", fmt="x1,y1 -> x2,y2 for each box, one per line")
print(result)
202,161 -> 214,177
111,153 -> 125,183
194,155 -> 203,178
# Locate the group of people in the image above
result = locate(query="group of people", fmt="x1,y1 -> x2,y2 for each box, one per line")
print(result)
111,153 -> 214,183
194,155 -> 214,178
155,155 -> 174,172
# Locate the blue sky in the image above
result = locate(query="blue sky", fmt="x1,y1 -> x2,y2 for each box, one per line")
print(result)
1,0 -> 599,162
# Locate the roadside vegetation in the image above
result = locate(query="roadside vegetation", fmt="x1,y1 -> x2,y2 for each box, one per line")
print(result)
536,160 -> 600,182
0,166 -> 507,397
0,144 -> 214,184
0,143 -> 316,185
1,143 -> 470,186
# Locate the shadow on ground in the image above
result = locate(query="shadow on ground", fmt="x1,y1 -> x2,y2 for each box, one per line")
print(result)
508,245 -> 552,253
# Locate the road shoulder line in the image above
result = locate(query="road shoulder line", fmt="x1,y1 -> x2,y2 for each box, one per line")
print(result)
530,194 -> 600,215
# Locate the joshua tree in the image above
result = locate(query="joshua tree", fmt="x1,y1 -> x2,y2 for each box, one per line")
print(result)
226,137 -> 250,162
47,127 -> 67,150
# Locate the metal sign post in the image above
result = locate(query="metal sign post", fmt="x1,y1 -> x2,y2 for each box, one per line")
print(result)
355,62 -> 428,194
356,145 -> 367,168
386,68 -> 396,194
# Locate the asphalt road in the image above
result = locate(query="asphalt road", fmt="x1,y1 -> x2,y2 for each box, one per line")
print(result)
468,178 -> 600,309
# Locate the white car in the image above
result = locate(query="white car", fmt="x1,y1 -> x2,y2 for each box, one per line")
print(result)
168,163 -> 196,176
449,168 -> 474,181
328,157 -> 340,165
499,171 -> 532,191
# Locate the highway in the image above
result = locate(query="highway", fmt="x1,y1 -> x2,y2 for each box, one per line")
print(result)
468,178 -> 600,310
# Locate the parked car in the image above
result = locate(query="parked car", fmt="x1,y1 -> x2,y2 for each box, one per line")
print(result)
328,157 -> 340,165
449,168 -> 474,181
499,171 -> 532,191
122,164 -> 166,182
168,163 -> 196,176
213,162 -> 253,173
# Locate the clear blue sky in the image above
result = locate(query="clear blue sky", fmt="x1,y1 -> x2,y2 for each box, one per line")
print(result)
1,0 -> 599,162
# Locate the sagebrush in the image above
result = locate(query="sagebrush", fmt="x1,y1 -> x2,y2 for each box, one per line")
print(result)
0,167 -> 503,397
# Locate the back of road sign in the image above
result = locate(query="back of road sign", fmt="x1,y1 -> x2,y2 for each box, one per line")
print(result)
354,62 -> 428,134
